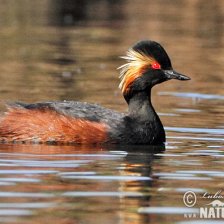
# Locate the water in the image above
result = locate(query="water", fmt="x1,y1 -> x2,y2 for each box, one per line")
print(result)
0,0 -> 223,223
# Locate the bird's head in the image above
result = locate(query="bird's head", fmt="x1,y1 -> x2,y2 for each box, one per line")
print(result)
118,40 -> 190,102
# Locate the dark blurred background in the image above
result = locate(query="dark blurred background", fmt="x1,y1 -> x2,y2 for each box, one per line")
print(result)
0,0 -> 223,113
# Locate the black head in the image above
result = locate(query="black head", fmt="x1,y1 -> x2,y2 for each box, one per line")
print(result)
119,40 -> 190,102
132,40 -> 172,70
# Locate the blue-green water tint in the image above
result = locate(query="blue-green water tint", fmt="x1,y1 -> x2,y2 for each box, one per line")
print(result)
0,0 -> 224,223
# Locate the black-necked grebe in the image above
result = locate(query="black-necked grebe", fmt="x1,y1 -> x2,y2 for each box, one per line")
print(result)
0,40 -> 190,145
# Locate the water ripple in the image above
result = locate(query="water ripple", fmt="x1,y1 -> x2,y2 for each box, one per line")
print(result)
167,136 -> 224,142
0,202 -> 56,208
0,209 -> 32,216
166,127 -> 224,135
0,192 -> 54,198
0,170 -> 58,174
138,207 -> 199,214
60,175 -> 151,181
159,92 -> 224,100
0,178 -> 40,183
63,191 -> 144,197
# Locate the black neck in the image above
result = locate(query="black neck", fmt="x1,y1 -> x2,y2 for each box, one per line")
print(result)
127,90 -> 158,121
123,89 -> 166,144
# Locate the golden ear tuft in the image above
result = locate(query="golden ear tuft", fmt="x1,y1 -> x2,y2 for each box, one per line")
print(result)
118,49 -> 157,93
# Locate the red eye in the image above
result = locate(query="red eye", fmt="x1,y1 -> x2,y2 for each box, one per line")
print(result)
151,62 -> 161,70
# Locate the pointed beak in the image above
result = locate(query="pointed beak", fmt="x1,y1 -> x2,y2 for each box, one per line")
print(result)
164,70 -> 191,81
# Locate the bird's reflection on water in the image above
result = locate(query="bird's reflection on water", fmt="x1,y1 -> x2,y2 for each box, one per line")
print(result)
0,143 -> 165,224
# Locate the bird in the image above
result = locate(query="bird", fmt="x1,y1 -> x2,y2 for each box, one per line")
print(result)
0,40 -> 190,145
